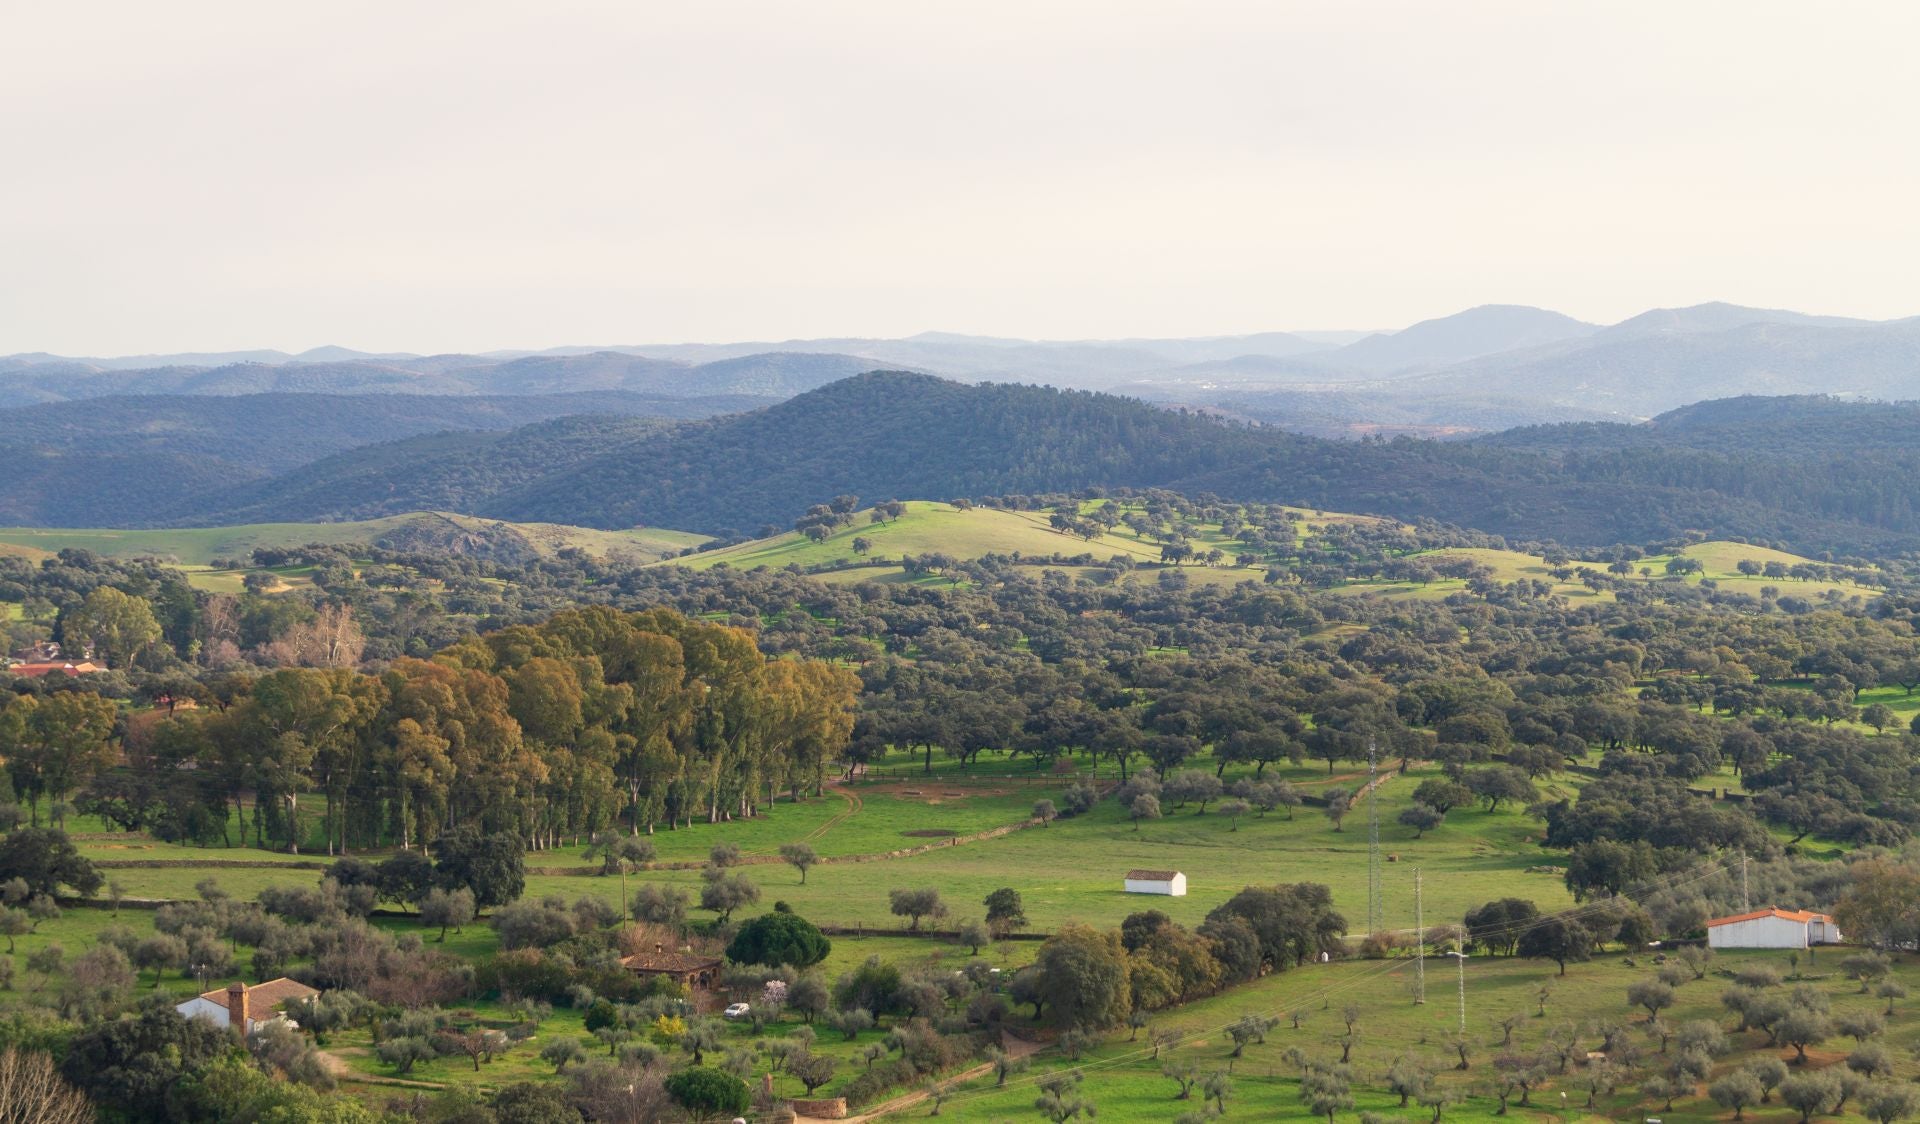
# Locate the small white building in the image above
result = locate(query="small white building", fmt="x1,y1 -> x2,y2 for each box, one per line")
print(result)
176,977 -> 320,1033
1124,869 -> 1187,896
1706,908 -> 1842,950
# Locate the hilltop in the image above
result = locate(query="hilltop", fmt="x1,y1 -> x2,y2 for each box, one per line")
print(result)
668,496 -> 1878,607
8,373 -> 1920,555
0,512 -> 708,593
0,349 -> 888,408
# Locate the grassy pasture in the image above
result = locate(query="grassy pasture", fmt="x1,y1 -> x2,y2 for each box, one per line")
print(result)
678,499 -> 1312,592
26,758 -> 1897,1122
0,521 -> 416,565
895,946 -> 1920,1122
0,512 -> 709,567
1329,540 -> 1878,605
681,501 -> 1167,572
69,760 -> 1573,935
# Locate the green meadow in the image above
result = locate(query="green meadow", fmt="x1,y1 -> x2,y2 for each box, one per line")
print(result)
894,946 -> 1920,1122
0,513 -> 707,568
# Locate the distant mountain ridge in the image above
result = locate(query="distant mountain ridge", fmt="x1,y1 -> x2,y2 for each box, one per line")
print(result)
1328,304 -> 1598,373
10,300 -> 1920,431
0,350 -> 886,408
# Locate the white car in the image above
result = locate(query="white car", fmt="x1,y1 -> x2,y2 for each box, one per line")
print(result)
723,1003 -> 751,1020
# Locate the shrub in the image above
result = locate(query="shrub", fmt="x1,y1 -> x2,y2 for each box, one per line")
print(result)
726,909 -> 831,969
475,949 -> 574,1005
834,957 -> 905,1016
664,1066 -> 751,1119
493,899 -> 578,951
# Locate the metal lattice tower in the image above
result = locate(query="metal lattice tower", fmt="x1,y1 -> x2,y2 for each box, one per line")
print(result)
1366,736 -> 1382,935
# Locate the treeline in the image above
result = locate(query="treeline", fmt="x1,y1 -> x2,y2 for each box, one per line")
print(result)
7,606 -> 856,853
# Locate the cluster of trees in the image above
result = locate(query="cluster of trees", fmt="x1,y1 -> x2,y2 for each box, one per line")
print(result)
33,607 -> 857,854
792,494 -> 875,541
1003,883 -> 1345,1033
20,479 -> 1920,867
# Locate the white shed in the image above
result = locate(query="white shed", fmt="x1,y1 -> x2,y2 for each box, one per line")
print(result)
1124,869 -> 1187,896
1706,908 -> 1842,950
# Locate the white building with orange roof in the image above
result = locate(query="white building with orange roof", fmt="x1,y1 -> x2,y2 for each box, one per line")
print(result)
1706,907 -> 1842,950
175,977 -> 320,1033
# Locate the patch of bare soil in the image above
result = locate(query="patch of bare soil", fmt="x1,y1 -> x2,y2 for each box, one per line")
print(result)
866,782 -> 1014,803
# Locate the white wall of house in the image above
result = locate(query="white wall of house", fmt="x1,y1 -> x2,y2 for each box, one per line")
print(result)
1708,914 -> 1811,950
1124,873 -> 1187,896
175,995 -> 234,1029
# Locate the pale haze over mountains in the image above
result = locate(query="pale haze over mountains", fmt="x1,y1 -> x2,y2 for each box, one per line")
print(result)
6,300 -> 1919,433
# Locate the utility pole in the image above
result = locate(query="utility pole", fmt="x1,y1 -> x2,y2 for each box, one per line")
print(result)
1455,935 -> 1467,1033
1412,867 -> 1425,1004
1367,736 -> 1382,936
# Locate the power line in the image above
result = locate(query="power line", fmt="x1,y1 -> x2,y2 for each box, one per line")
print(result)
793,857 -> 1737,1124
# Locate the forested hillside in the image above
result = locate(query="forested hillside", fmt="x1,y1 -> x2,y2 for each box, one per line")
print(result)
0,391 -> 759,472
168,375 -> 1920,553
202,416 -> 672,527
0,393 -> 756,526
10,375 -> 1920,555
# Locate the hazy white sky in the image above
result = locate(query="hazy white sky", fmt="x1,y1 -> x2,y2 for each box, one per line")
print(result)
5,2 -> 1918,354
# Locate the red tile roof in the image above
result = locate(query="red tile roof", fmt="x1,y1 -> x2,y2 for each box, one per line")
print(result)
198,976 -> 320,1010
621,950 -> 722,974
1706,908 -> 1835,927
6,661 -> 103,678
1126,869 -> 1182,881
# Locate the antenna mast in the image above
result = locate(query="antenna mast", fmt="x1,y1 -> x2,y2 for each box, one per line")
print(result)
1367,736 -> 1382,936
1412,867 -> 1425,1004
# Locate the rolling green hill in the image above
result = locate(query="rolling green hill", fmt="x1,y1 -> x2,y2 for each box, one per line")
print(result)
14,375 -> 1920,559
161,375 -> 1920,556
682,501 -> 1169,570
0,513 -> 708,567
672,499 -> 1880,608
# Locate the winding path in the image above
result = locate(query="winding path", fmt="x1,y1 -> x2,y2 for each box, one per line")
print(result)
793,1030 -> 1046,1124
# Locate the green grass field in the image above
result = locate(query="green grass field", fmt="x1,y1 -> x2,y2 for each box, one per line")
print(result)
0,513 -> 709,567
891,946 -> 1920,1122
1327,541 -> 1877,605
22,753 -> 1904,1122
680,501 -> 1169,572
71,761 -> 1574,937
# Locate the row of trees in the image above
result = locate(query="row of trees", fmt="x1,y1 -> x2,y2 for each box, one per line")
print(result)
35,607 -> 858,854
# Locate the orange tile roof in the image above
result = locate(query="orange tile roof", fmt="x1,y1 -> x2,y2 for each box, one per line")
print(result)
198,977 -> 320,1010
1705,908 -> 1835,927
6,661 -> 102,678
621,950 -> 722,974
